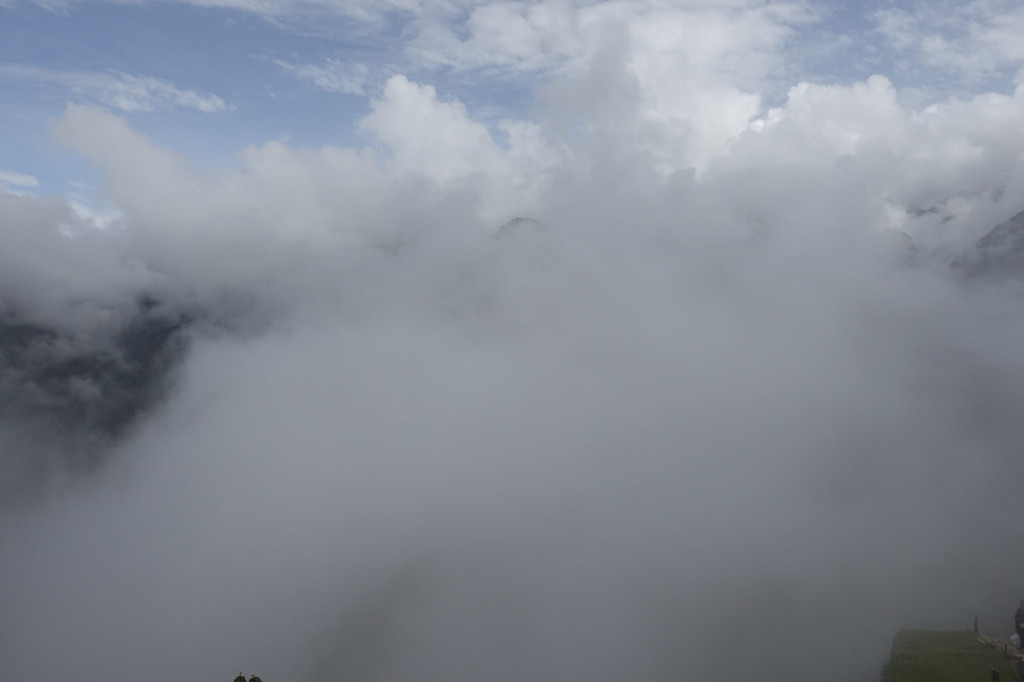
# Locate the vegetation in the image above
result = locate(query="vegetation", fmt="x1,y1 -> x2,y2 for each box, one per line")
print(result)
883,630 -> 1016,682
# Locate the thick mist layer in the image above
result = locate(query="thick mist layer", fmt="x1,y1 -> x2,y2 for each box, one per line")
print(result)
5,5 -> 1024,679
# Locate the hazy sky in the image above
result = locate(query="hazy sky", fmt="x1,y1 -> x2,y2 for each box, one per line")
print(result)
3,2 -> 1024,681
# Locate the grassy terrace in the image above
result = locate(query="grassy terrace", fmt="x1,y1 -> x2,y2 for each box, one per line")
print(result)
884,630 -> 1017,682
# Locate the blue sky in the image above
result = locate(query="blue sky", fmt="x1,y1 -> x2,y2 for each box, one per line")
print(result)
1,2 -> 378,192
0,0 -> 548,193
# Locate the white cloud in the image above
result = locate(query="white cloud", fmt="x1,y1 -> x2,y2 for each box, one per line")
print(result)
386,0 -> 815,173
357,75 -> 560,220
10,80 -> 1024,682
20,1 -> 812,86
0,171 -> 40,194
410,0 -> 813,78
0,64 -> 230,113
873,0 -> 1024,86
8,4 -> 1024,682
16,0 -> 1021,98
360,75 -> 504,181
251,0 -> 819,177
27,0 -> 433,21
273,57 -> 371,95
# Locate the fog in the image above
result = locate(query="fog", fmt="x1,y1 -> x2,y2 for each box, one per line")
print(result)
4,19 -> 1024,681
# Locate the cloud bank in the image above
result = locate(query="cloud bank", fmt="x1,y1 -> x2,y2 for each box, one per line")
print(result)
4,3 -> 1024,682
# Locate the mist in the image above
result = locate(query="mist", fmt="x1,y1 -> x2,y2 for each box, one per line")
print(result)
5,6 -> 1024,680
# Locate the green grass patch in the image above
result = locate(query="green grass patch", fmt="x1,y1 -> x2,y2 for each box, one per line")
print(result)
884,630 -> 1017,682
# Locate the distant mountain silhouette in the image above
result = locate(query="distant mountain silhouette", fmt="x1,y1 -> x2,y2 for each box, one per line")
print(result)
952,209 -> 1024,281
0,295 -> 190,502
